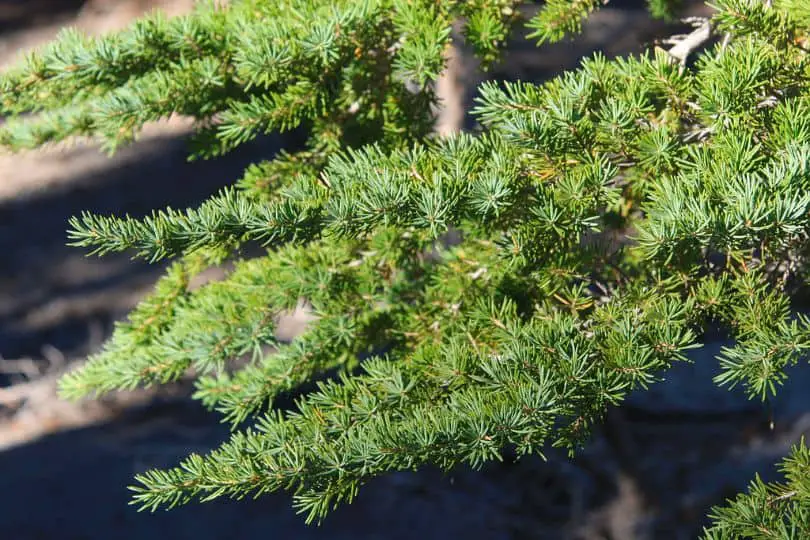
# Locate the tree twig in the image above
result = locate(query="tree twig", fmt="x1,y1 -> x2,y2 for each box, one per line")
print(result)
666,20 -> 713,66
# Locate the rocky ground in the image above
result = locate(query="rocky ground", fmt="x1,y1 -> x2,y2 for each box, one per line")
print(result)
1,2 -> 809,539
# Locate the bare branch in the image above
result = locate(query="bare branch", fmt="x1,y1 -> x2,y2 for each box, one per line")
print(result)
666,20 -> 713,66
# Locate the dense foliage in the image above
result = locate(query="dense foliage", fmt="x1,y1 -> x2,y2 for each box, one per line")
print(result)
3,0 -> 810,536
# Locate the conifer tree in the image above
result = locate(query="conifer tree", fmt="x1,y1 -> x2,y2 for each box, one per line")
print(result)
2,0 -> 810,536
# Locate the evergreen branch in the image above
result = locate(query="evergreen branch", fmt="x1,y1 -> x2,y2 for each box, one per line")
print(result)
129,288 -> 698,522
64,129 -> 619,262
0,55 -> 240,152
389,0 -> 454,87
60,232 -> 426,400
59,252 -> 215,399
235,151 -> 327,201
66,185 -> 325,261
702,437 -> 810,539
525,0 -> 603,45
712,0 -> 802,49
193,308 -> 392,426
0,103 -> 95,151
58,250 -> 292,399
713,271 -> 810,400
0,5 -> 231,115
456,0 -> 524,70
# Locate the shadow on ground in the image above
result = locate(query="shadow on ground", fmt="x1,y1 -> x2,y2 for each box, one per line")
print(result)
0,1 -> 85,31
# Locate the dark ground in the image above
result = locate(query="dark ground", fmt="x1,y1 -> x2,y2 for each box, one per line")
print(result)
2,2 -> 810,539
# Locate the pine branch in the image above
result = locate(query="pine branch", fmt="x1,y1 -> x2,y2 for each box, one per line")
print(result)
702,437 -> 810,539
129,287 -> 698,523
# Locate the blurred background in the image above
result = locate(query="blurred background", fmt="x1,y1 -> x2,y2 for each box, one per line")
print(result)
2,1 -> 810,539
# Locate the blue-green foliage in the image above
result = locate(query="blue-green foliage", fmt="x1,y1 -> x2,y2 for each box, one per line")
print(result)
2,0 -> 809,535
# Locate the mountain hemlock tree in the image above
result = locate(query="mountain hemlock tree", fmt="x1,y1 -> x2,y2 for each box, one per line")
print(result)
2,0 -> 810,536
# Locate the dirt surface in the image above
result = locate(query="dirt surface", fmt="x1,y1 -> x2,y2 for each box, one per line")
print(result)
2,2 -> 810,540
